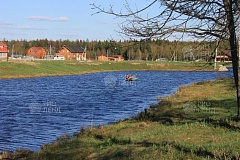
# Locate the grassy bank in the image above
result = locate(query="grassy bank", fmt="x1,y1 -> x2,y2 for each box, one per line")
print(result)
0,60 -> 215,79
3,78 -> 239,160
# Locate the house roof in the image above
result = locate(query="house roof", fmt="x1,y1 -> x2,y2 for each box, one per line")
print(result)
0,42 -> 9,53
28,46 -> 46,52
63,45 -> 85,53
221,50 -> 231,57
0,42 -> 7,46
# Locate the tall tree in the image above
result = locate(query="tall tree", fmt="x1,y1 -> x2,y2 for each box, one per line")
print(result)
92,0 -> 240,118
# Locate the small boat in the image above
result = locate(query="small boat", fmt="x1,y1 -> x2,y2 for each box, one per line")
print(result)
125,75 -> 138,81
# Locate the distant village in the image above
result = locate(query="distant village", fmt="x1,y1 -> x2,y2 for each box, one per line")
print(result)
0,41 -> 124,62
0,41 -> 232,63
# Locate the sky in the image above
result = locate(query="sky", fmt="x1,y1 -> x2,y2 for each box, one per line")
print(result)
0,0 -> 151,41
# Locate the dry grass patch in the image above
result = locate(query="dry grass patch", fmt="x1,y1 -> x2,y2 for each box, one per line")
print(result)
10,59 -> 39,66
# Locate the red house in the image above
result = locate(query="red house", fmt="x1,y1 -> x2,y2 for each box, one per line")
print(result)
55,45 -> 86,60
0,42 -> 9,59
26,47 -> 47,59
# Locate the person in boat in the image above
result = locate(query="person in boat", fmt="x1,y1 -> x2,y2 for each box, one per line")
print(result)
126,74 -> 131,80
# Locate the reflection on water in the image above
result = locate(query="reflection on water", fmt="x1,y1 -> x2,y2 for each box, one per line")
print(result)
0,70 -> 232,151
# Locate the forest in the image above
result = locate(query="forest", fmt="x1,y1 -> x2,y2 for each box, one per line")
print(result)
2,38 -> 230,61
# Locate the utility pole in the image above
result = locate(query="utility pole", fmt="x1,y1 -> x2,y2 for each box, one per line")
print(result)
84,46 -> 87,60
11,44 -> 14,58
6,45 -> 8,62
214,42 -> 218,70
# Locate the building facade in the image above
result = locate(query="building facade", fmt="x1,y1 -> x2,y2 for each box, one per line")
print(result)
55,45 -> 86,60
216,50 -> 232,62
0,42 -> 9,60
26,47 -> 47,59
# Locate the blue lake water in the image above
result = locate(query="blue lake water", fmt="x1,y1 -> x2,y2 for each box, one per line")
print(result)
0,70 -> 232,151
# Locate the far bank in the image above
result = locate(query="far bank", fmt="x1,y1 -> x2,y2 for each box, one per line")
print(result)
0,60 -> 222,80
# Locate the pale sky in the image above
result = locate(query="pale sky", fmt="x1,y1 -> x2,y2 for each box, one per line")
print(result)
0,0 -> 153,41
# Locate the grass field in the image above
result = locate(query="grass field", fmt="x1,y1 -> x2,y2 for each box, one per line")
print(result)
3,78 -> 239,160
0,60 -> 216,79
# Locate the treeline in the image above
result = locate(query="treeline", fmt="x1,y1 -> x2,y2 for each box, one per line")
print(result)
3,38 -> 229,61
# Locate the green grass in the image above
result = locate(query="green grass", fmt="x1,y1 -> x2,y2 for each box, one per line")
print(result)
3,78 -> 238,160
0,60 -> 215,79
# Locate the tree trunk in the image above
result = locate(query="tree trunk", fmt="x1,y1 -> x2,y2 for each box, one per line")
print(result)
224,0 -> 240,119
238,73 -> 240,119
231,49 -> 240,119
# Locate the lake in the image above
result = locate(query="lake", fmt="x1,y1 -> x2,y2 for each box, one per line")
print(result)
0,70 -> 232,151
